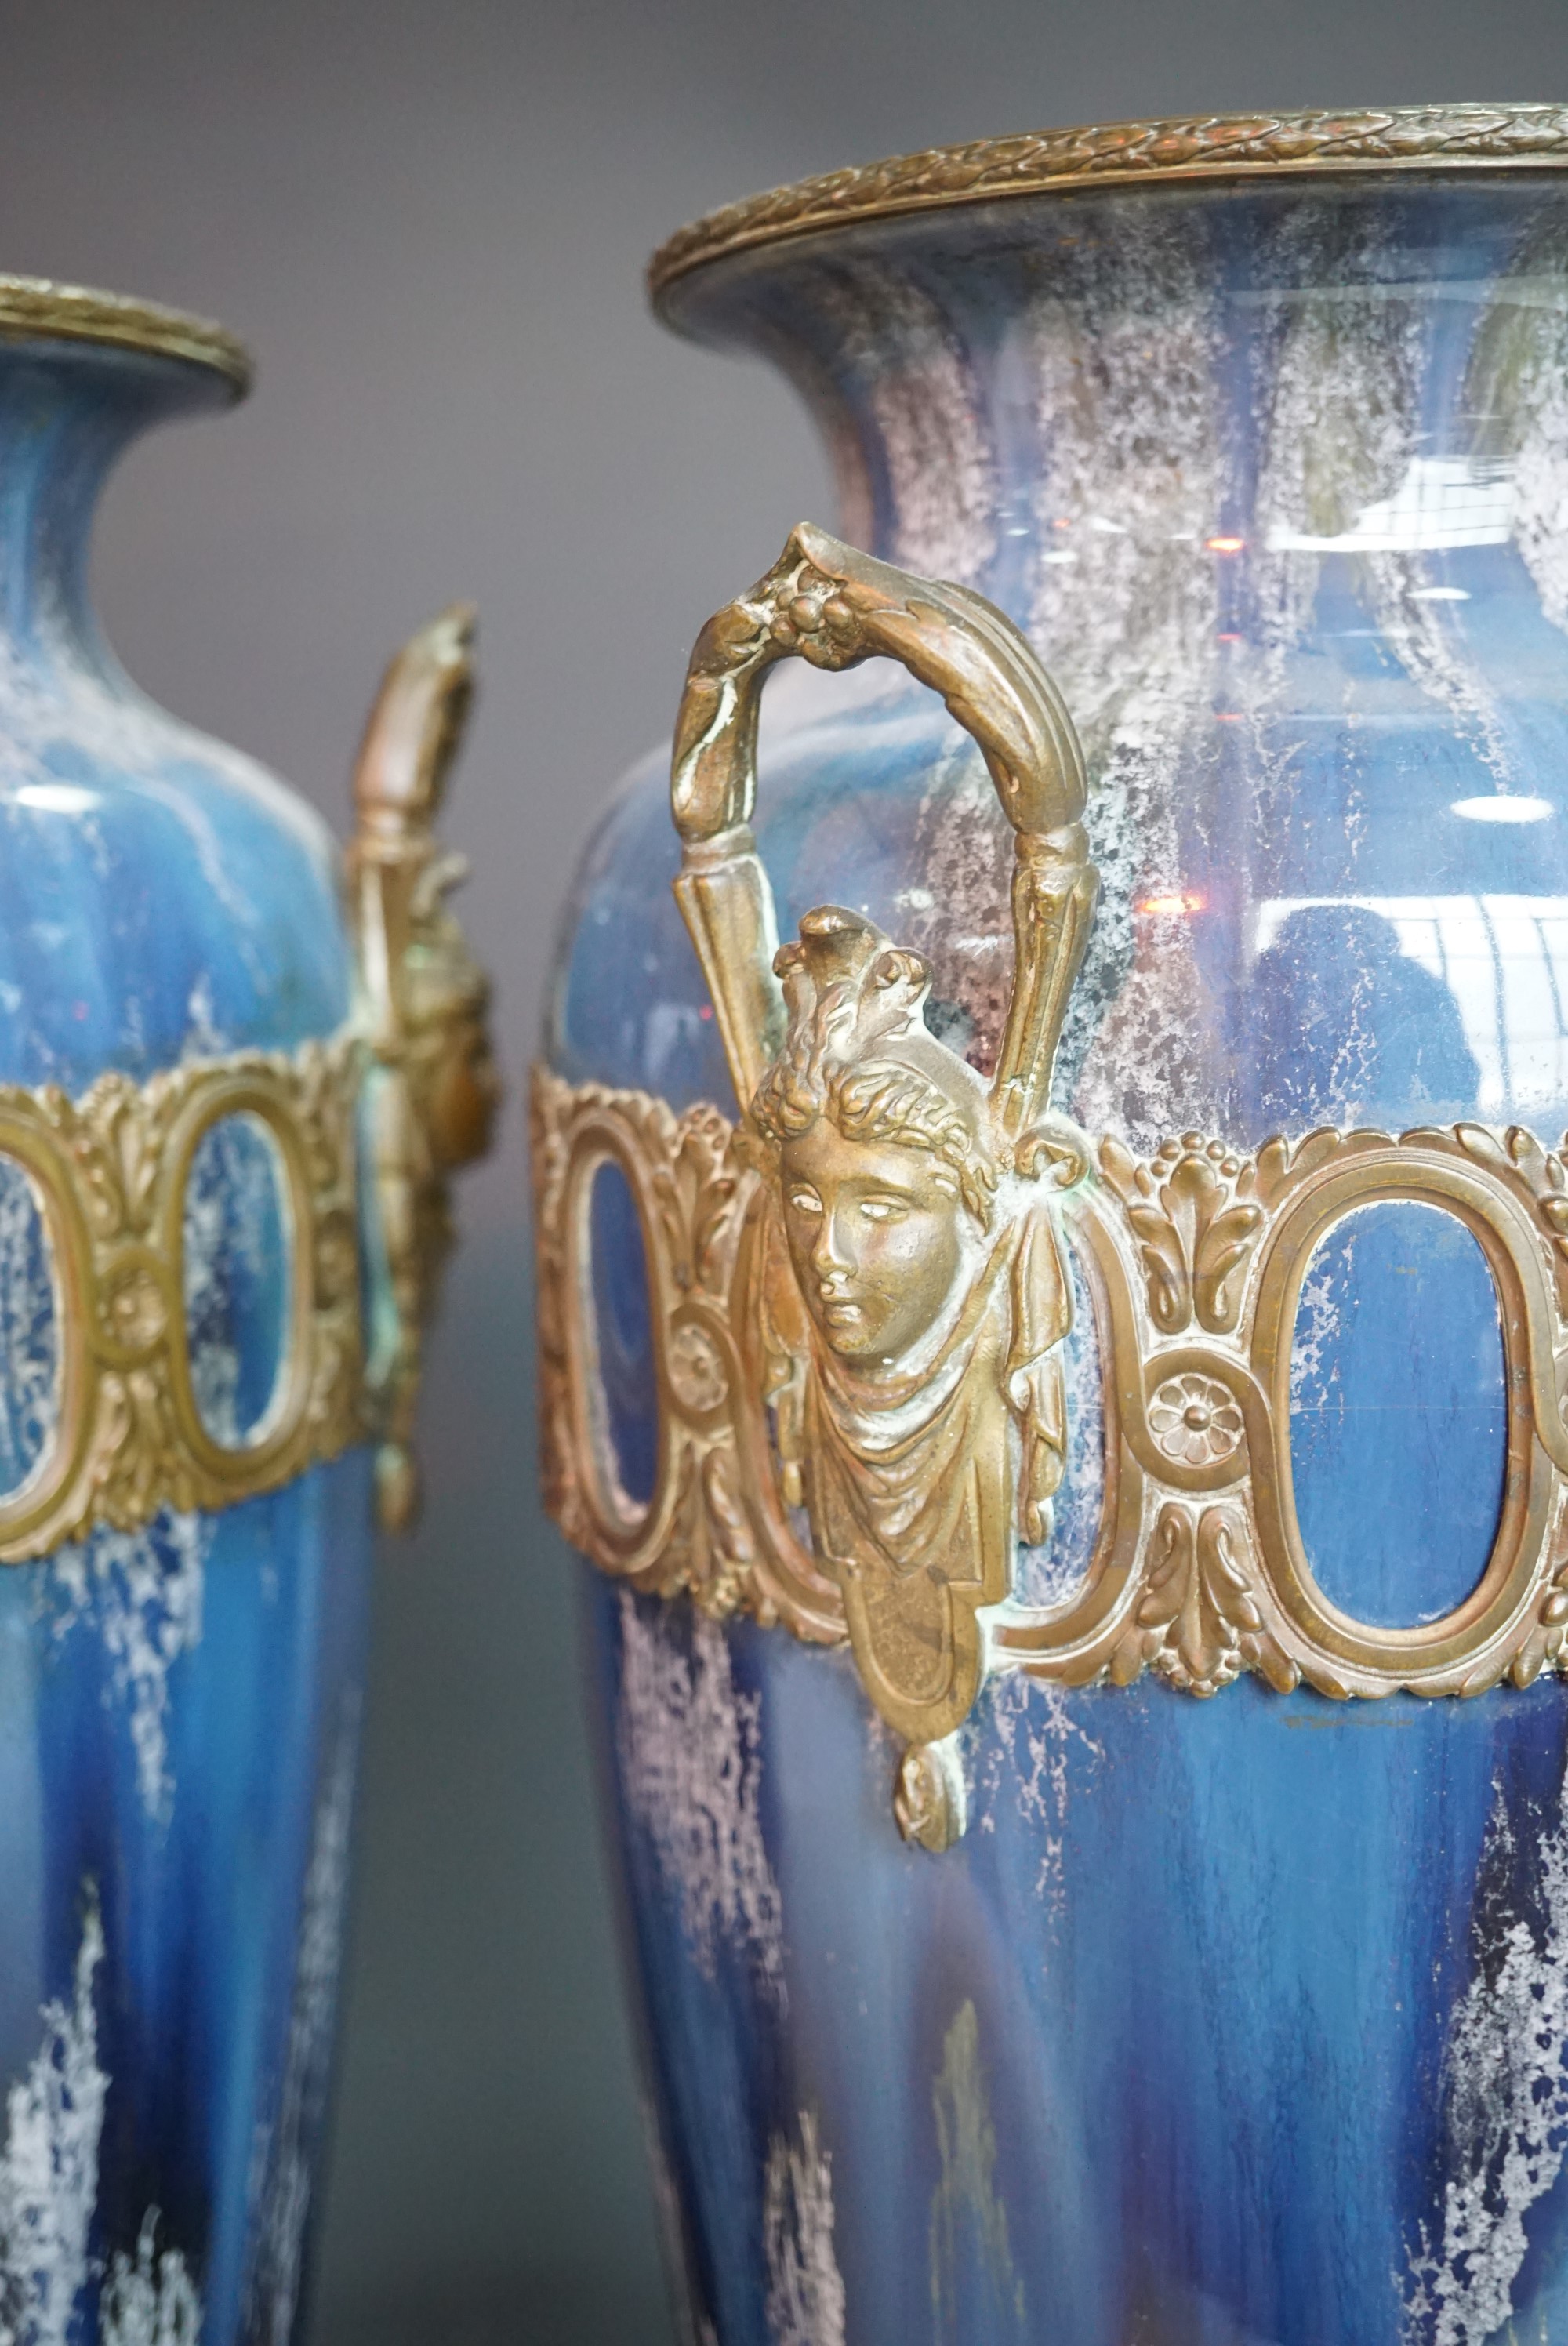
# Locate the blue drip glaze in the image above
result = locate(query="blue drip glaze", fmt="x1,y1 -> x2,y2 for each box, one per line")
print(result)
562,176 -> 1568,2340
0,327 -> 369,2340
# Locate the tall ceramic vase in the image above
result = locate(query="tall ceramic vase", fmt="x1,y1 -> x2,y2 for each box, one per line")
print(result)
0,278 -> 492,2341
536,108 -> 1568,2344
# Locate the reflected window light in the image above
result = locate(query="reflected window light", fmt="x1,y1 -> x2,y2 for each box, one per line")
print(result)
13,783 -> 99,814
1206,535 -> 1246,554
1269,457 -> 1512,553
1258,892 -> 1568,1117
1451,796 -> 1554,823
1412,585 -> 1471,602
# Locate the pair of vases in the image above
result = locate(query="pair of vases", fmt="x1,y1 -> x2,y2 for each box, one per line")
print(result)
4,102 -> 1568,2346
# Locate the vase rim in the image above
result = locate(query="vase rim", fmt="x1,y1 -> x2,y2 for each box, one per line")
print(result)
0,274 -> 251,397
650,104 -> 1568,311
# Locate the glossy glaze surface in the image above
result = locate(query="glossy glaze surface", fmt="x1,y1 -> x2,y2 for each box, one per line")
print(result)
554,176 -> 1568,2341
0,328 -> 367,2342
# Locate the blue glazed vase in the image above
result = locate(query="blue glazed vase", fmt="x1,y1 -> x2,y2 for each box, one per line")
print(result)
0,280 -> 490,2342
543,111 -> 1568,2345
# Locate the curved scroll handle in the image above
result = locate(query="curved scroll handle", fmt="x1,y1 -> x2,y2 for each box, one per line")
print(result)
671,522 -> 1095,1135
348,605 -> 499,1530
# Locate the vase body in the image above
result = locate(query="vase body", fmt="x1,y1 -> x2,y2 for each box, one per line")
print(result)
0,307 -> 375,2346
546,151 -> 1568,2345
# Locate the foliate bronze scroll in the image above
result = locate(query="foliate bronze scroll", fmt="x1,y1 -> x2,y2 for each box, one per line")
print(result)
531,1069 -> 844,1646
667,526 -> 1097,1758
0,1035 -> 363,1563
348,605 -> 499,1530
535,518 -> 1568,1818
533,1080 -> 1568,1710
1030,1120 -> 1568,1704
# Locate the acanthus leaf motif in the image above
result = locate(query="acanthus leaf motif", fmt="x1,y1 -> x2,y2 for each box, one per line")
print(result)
1100,1133 -> 1263,1335
540,1071 -> 1568,1714
1120,1502 -> 1268,1697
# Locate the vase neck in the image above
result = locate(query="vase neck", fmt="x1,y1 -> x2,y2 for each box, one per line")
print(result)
0,340 -> 228,687
666,180 -> 1568,634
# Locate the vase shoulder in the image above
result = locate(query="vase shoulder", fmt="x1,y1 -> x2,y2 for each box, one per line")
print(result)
0,313 -> 347,1086
0,670 -> 350,1087
611,176 -> 1568,1151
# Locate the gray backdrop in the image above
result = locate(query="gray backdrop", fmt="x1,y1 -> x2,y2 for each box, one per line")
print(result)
0,5 -> 1565,2340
